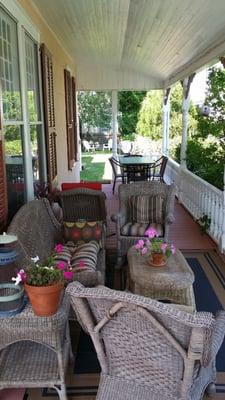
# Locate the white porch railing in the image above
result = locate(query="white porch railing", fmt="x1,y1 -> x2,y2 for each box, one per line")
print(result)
164,158 -> 225,252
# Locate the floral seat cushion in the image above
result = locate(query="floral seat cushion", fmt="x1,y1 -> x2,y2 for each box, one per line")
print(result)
121,222 -> 163,237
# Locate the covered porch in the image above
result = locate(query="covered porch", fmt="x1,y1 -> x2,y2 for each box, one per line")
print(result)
1,0 -> 225,399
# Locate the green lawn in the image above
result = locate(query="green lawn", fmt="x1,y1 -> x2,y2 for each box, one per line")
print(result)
80,155 -> 109,182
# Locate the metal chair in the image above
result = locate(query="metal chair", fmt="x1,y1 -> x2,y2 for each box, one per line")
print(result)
149,155 -> 168,182
109,157 -> 127,194
67,282 -> 225,400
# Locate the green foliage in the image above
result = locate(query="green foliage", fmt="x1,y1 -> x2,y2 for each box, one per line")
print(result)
137,84 -> 197,140
197,214 -> 211,234
174,139 -> 224,189
137,91 -> 163,139
78,91 -> 112,130
26,261 -> 63,286
4,140 -> 22,155
195,67 -> 225,149
118,91 -> 146,137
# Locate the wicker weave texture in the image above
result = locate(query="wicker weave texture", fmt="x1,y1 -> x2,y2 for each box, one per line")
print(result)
66,282 -> 225,400
127,247 -> 196,311
7,198 -> 105,286
59,188 -> 107,222
0,295 -> 72,399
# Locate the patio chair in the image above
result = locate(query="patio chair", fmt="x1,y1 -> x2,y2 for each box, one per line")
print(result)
111,181 -> 175,267
109,157 -> 127,194
66,282 -> 225,400
149,155 -> 168,182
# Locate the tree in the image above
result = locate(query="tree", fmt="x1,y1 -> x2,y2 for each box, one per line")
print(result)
78,91 -> 112,131
137,91 -> 163,139
195,66 -> 225,149
118,91 -> 146,138
137,84 -> 197,140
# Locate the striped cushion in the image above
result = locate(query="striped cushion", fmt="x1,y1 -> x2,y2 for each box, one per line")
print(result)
54,245 -> 73,263
121,222 -> 163,237
71,240 -> 100,273
129,195 -> 164,224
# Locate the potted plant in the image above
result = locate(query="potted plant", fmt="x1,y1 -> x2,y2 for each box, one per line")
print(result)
12,244 -> 74,316
134,227 -> 176,266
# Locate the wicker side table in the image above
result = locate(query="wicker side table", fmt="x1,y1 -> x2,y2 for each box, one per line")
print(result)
127,247 -> 196,312
0,294 -> 72,400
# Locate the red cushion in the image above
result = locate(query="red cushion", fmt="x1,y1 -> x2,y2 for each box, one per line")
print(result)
61,182 -> 102,191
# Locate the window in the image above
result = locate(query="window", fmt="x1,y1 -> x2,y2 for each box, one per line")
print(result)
0,4 -> 45,222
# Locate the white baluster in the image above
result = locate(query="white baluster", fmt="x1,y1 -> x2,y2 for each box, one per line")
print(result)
214,194 -> 220,241
219,166 -> 225,252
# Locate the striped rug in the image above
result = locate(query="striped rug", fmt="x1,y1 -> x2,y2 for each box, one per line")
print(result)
24,250 -> 225,400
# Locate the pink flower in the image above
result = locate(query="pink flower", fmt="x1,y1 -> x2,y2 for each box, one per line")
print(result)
78,260 -> 86,268
141,247 -> 148,255
145,227 -> 157,239
57,261 -> 65,270
63,271 -> 73,280
135,239 -> 145,249
160,243 -> 168,253
171,245 -> 176,254
55,244 -> 63,253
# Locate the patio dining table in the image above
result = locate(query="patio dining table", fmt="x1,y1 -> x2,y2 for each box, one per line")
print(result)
118,155 -> 157,182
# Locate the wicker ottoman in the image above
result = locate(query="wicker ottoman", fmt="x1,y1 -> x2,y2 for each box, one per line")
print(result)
127,247 -> 196,312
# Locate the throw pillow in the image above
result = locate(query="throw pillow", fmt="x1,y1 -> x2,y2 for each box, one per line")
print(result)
129,195 -> 164,224
63,220 -> 103,246
71,240 -> 100,272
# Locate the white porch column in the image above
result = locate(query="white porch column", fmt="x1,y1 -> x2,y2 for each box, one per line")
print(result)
162,88 -> 171,156
180,75 -> 195,167
111,90 -> 118,156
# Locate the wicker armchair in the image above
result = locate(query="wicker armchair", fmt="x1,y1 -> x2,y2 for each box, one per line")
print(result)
112,181 -> 176,267
7,198 -> 104,286
66,282 -> 225,400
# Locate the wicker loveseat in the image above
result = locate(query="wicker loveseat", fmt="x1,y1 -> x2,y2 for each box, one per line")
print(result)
7,198 -> 105,286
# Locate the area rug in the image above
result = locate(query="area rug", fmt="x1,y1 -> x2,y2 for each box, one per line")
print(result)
24,250 -> 225,399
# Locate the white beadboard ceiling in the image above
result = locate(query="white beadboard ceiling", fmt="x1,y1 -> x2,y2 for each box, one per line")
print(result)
32,0 -> 225,90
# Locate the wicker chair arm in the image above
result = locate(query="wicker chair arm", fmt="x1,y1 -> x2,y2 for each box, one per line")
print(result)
165,213 -> 175,224
111,212 -> 127,227
74,270 -> 102,287
209,310 -> 225,362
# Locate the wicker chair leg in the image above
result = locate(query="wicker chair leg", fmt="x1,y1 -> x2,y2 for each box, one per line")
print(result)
112,179 -> 116,194
205,382 -> 216,396
54,384 -> 67,400
115,255 -> 124,270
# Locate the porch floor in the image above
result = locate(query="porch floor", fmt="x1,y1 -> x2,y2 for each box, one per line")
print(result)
103,182 -> 216,251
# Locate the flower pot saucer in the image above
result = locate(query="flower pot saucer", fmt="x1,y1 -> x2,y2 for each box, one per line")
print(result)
146,258 -> 167,268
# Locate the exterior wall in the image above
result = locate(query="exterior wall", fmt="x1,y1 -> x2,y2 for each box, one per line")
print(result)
18,0 -> 80,185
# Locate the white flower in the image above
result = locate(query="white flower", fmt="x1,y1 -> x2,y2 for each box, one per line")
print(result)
12,276 -> 22,285
31,256 -> 39,263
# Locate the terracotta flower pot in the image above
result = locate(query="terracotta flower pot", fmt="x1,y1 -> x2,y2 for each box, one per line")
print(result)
24,282 -> 64,316
151,252 -> 165,266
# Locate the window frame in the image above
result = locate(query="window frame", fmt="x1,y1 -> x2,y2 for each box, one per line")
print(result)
0,1 -> 46,204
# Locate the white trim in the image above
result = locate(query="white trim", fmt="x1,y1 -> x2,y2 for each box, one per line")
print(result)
17,24 -> 34,201
0,0 -> 39,41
